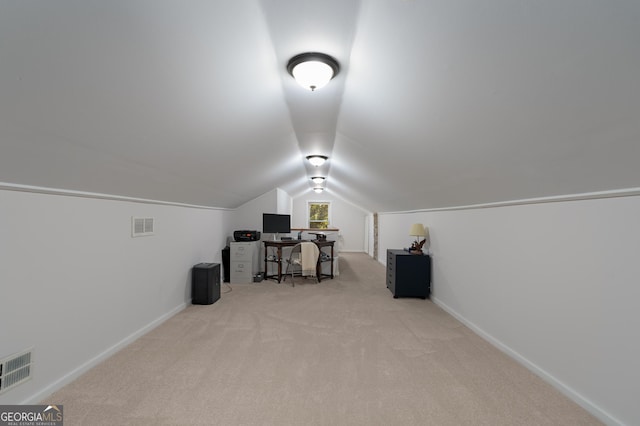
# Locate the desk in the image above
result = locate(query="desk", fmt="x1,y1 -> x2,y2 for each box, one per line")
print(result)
264,240 -> 335,283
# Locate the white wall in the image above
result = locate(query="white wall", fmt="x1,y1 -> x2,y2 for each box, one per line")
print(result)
232,189 -> 280,237
276,188 -> 292,214
232,188 -> 368,252
292,191 -> 369,252
0,188 -> 231,404
233,188 -> 294,242
378,195 -> 640,426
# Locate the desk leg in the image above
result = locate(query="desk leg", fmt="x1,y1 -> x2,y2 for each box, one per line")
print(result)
264,252 -> 267,280
277,246 -> 283,283
329,245 -> 334,279
316,257 -> 322,282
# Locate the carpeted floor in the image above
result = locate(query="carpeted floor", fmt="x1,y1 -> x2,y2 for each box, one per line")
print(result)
44,252 -> 601,425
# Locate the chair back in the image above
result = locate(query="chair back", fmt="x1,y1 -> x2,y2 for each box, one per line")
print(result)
299,242 -> 320,275
285,242 -> 320,285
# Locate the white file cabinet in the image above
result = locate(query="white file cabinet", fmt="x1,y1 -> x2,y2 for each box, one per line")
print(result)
230,241 -> 260,283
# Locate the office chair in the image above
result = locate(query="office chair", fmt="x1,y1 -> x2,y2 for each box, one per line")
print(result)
283,242 -> 320,287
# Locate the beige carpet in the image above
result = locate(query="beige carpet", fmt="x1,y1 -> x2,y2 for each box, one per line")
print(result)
44,253 -> 601,425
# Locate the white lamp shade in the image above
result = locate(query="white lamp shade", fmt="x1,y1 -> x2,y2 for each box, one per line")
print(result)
311,176 -> 325,184
292,61 -> 334,91
313,187 -> 324,193
409,223 -> 426,237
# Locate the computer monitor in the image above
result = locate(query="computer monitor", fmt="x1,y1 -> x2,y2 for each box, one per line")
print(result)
262,213 -> 291,234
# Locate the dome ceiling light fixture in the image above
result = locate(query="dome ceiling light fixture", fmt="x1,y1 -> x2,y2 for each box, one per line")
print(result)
311,176 -> 325,185
306,155 -> 328,167
287,52 -> 340,91
313,187 -> 324,194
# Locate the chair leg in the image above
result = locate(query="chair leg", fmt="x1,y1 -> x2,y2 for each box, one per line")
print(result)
283,263 -> 294,287
284,262 -> 295,287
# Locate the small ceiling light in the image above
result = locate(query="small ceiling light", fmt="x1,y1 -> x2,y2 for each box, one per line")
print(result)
287,52 -> 340,91
306,155 -> 328,167
311,176 -> 325,185
313,187 -> 324,193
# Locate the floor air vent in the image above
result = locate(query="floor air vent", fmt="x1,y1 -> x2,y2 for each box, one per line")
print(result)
0,349 -> 33,394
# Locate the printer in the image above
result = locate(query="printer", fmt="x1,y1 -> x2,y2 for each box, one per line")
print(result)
233,230 -> 261,241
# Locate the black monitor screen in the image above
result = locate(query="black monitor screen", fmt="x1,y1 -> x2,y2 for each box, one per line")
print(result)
263,213 -> 291,234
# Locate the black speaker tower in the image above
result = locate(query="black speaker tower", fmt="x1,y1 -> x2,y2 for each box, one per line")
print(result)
192,263 -> 220,305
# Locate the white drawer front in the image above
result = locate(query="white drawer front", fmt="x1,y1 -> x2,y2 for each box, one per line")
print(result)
230,243 -> 254,261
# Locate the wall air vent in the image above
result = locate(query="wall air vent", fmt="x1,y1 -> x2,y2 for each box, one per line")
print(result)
0,349 -> 33,395
132,217 -> 155,237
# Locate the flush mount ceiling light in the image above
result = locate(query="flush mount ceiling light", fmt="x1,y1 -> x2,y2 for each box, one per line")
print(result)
287,52 -> 340,91
313,187 -> 324,193
311,176 -> 325,185
306,155 -> 328,167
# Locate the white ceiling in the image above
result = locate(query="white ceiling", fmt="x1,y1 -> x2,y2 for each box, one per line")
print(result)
1,1 -> 639,212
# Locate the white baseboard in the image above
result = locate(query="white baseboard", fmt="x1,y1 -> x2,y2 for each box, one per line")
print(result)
431,296 -> 623,426
23,302 -> 188,404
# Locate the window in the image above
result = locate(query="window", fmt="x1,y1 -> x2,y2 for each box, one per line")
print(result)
308,202 -> 330,229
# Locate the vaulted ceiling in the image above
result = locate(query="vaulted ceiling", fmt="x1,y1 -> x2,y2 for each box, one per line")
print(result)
1,1 -> 639,212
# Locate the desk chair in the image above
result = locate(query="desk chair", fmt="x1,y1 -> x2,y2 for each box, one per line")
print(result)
283,242 -> 320,287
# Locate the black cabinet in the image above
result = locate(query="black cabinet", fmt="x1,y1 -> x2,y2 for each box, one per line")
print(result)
192,263 -> 220,305
386,249 -> 430,299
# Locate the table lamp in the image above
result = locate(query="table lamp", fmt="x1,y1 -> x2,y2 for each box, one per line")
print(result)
409,223 -> 428,253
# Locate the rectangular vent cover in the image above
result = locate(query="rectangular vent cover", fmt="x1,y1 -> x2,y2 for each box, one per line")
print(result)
132,217 -> 155,237
0,349 -> 33,395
